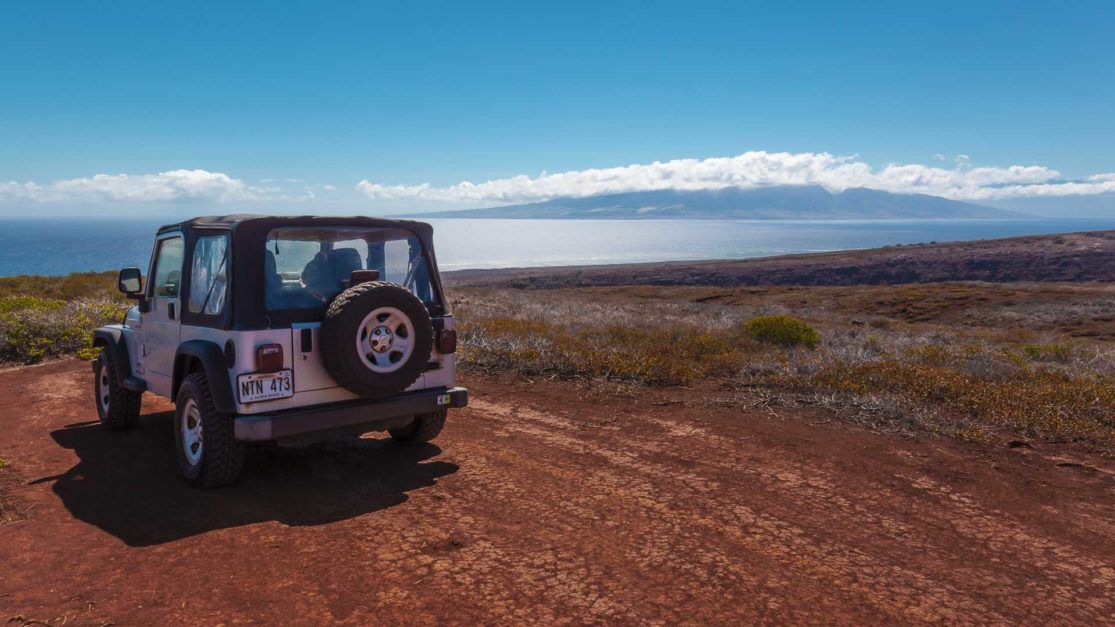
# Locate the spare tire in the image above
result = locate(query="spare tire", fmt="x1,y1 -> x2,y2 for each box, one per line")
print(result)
319,281 -> 434,398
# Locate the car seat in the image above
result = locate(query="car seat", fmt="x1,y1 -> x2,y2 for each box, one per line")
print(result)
330,248 -> 364,287
301,250 -> 334,299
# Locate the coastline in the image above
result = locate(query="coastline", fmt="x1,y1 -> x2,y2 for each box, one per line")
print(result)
446,229 -> 1115,288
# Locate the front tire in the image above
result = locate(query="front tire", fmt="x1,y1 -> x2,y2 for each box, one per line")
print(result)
93,348 -> 141,430
389,410 -> 447,444
174,372 -> 244,488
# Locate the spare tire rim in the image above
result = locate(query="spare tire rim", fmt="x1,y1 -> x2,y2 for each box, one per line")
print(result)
356,306 -> 416,373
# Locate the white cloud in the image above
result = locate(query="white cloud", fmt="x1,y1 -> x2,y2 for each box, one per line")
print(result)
1,169 -> 258,203
6,156 -> 1115,208
0,170 -> 350,206
356,151 -> 1115,205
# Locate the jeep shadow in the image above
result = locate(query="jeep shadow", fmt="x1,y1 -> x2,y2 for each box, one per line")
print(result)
36,409 -> 458,547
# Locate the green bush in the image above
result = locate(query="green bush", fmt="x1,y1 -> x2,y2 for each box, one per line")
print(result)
742,315 -> 820,349
1021,343 -> 1073,363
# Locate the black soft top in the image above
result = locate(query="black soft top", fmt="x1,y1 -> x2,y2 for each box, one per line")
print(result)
158,214 -> 434,239
157,214 -> 445,330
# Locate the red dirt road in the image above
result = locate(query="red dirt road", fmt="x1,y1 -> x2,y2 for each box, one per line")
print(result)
2,360 -> 1114,624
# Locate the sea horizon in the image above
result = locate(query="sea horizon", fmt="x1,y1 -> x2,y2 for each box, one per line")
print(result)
0,216 -> 1112,277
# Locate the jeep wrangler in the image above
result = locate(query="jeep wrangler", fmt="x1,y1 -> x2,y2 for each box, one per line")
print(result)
91,215 -> 467,488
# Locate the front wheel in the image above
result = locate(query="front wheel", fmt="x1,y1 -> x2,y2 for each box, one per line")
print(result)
388,409 -> 447,444
174,372 -> 244,488
93,348 -> 141,430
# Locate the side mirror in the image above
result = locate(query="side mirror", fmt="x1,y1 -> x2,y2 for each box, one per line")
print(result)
118,267 -> 143,297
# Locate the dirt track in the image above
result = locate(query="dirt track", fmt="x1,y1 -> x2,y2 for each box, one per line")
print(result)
2,360 -> 1114,624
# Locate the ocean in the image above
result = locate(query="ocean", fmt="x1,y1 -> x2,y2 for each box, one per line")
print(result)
1,217 -> 1113,277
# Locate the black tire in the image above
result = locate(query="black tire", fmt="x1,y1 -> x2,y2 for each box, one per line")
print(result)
319,281 -> 434,398
93,348 -> 141,430
389,410 -> 447,444
174,372 -> 244,488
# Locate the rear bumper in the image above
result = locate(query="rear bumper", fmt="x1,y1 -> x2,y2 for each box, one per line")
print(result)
233,386 -> 468,442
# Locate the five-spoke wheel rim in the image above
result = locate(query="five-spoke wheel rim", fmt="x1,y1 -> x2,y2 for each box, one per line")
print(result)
356,306 -> 415,373
97,361 -> 111,414
181,398 -> 203,465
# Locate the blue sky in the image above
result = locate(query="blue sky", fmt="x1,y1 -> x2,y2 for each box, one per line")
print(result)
2,1 -> 1114,216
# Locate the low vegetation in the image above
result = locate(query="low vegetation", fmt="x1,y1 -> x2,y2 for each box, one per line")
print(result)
0,271 -> 121,301
0,276 -> 128,363
453,284 -> 1115,453
2,272 -> 1112,452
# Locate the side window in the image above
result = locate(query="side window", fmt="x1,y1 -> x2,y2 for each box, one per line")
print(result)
151,236 -> 185,297
188,234 -> 230,315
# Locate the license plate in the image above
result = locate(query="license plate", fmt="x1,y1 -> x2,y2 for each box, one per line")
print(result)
238,370 -> 294,403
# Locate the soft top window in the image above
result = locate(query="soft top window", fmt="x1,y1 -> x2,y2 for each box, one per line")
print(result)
264,226 -> 433,312
189,233 -> 229,315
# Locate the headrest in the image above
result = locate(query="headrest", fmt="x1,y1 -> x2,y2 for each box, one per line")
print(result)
331,247 -> 363,277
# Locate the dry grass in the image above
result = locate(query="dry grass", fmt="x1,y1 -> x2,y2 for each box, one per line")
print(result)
0,270 -> 123,301
451,284 -> 1115,452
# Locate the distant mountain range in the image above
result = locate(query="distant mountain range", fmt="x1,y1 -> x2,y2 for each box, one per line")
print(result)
409,185 -> 1019,220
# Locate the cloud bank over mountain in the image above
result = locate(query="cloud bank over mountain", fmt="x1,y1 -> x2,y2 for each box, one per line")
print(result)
2,152 -> 1113,214
356,151 -> 1115,205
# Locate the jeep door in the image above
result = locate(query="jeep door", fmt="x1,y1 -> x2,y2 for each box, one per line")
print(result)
142,233 -> 185,395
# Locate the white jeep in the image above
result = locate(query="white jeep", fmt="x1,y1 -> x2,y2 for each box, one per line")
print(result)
91,215 -> 467,488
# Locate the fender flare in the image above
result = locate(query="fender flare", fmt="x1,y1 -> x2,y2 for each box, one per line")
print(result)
92,327 -> 146,392
174,340 -> 236,414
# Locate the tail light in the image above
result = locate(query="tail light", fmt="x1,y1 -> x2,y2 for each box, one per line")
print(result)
436,328 -> 457,354
257,344 -> 284,372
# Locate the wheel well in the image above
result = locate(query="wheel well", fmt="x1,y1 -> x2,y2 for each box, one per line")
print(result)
172,354 -> 205,399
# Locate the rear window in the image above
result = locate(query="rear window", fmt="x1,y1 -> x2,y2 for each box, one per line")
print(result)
263,226 -> 433,311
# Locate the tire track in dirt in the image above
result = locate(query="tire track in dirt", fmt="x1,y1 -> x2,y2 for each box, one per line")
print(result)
467,399 -> 1003,622
463,395 -> 1115,624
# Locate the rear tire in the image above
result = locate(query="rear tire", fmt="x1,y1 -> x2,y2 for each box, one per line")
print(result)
388,410 -> 447,444
174,372 -> 244,488
93,348 -> 141,430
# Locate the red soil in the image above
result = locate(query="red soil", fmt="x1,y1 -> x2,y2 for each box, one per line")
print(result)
1,360 -> 1113,624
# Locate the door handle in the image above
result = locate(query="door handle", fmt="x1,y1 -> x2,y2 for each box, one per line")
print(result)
168,301 -> 176,320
